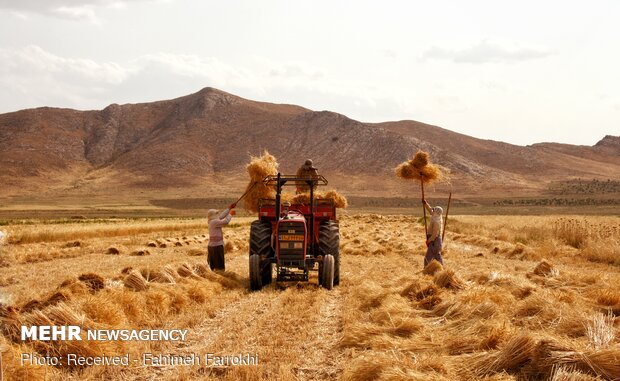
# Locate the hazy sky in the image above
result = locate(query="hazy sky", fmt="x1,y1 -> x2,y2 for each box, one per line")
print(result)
0,0 -> 618,145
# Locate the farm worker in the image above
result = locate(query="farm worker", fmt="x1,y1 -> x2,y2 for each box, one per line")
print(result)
296,159 -> 319,194
423,199 -> 444,267
207,203 -> 236,271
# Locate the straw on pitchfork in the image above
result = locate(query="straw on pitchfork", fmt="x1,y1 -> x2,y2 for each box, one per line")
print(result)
395,151 -> 449,238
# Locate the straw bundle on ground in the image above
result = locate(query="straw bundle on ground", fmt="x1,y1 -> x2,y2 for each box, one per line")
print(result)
46,303 -> 83,326
194,263 -> 210,278
124,270 -> 149,291
533,260 -> 555,276
423,259 -> 443,275
434,269 -> 466,289
395,150 -> 443,184
146,266 -> 177,283
469,333 -> 538,376
78,273 -> 105,292
243,150 -> 279,212
177,263 -> 194,277
130,249 -> 150,256
106,247 -> 120,255
546,347 -> 620,380
187,248 -> 205,256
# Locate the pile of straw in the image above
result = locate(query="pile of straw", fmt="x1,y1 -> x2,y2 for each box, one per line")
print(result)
533,260 -> 555,276
46,303 -> 83,326
395,150 -> 443,183
78,273 -> 105,292
106,247 -> 120,255
434,269 -> 466,289
423,259 -> 443,275
124,270 -> 149,291
243,150 -> 279,212
194,263 -> 211,278
130,249 -> 150,256
149,266 -> 177,283
289,190 -> 348,208
177,263 -> 195,277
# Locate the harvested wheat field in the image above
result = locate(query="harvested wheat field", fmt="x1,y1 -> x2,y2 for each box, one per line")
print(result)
1,214 -> 619,380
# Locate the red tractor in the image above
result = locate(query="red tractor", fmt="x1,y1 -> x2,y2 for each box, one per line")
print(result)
249,174 -> 340,290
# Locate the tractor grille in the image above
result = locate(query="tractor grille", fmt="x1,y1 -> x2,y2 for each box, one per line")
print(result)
278,221 -> 305,267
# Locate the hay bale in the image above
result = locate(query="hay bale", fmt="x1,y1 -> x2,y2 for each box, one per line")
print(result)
194,263 -> 210,278
44,290 -> 72,307
187,248 -> 205,256
78,273 -> 105,292
150,266 -> 176,284
224,241 -> 236,252
146,241 -> 157,247
533,260 -> 555,276
395,150 -> 443,184
470,333 -> 538,376
177,263 -> 194,277
63,241 -> 82,248
174,241 -> 183,247
158,242 -> 167,248
243,150 -> 279,212
433,269 -> 466,289
106,247 -> 120,255
324,190 -> 348,208
124,271 -> 148,291
46,303 -> 83,325
423,259 -> 443,275
547,347 -> 620,380
130,249 -> 150,256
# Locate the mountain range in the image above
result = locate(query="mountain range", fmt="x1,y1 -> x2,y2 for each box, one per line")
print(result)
1,87 -> 619,202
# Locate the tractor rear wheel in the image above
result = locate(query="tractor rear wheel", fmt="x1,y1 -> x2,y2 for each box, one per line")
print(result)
321,254 -> 334,290
319,221 -> 340,286
249,220 -> 273,290
249,254 -> 262,291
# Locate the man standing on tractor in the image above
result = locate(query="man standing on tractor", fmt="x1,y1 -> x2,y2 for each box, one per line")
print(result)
296,159 -> 319,194
423,199 -> 444,267
207,203 -> 236,270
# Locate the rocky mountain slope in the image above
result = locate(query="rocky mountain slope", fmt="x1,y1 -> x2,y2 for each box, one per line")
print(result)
1,87 -> 618,199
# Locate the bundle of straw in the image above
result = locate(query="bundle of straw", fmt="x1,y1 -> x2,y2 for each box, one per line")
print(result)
78,273 -> 105,292
124,271 -> 149,291
433,269 -> 466,290
533,260 -> 555,276
152,271 -> 176,284
243,150 -> 279,212
194,263 -> 211,278
422,259 -> 443,275
290,190 -> 348,208
470,333 -> 538,376
395,150 -> 443,184
46,303 -> 83,325
177,263 -> 195,277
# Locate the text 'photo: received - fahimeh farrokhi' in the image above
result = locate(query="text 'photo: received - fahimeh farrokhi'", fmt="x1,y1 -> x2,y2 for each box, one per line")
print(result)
18,325 -> 259,367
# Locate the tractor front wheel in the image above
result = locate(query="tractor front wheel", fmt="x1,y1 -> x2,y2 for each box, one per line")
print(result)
250,254 -> 262,291
321,254 -> 335,290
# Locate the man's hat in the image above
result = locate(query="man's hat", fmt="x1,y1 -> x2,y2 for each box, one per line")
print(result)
303,159 -> 317,170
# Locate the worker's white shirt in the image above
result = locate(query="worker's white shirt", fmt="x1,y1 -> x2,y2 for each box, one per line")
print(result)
208,208 -> 232,247
428,212 -> 442,241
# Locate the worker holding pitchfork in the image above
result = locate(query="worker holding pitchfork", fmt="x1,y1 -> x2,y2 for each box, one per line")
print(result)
207,203 -> 236,271
423,199 -> 444,267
